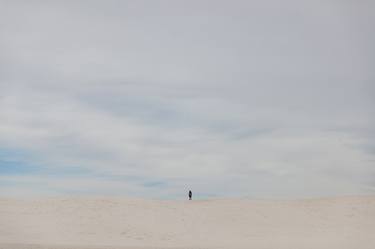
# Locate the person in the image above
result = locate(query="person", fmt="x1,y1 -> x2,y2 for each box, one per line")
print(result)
189,190 -> 192,200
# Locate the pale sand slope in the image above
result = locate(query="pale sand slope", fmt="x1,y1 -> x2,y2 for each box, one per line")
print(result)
0,196 -> 375,249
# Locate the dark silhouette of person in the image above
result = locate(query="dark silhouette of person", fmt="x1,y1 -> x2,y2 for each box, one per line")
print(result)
189,190 -> 192,200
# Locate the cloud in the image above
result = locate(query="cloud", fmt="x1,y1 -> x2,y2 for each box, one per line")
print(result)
0,0 -> 374,198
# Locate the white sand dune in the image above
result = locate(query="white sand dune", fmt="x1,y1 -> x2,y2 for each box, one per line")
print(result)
0,196 -> 374,249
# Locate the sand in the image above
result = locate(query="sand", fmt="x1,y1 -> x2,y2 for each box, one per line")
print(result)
0,196 -> 374,249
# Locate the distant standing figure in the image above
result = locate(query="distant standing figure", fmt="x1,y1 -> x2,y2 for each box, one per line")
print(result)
189,190 -> 192,200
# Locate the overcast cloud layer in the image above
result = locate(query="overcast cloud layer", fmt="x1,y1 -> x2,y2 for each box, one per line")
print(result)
0,0 -> 374,199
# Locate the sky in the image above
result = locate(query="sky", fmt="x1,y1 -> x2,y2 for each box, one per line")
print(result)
0,0 -> 374,199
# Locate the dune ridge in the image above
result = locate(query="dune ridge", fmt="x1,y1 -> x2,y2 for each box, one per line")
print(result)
1,196 -> 374,249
